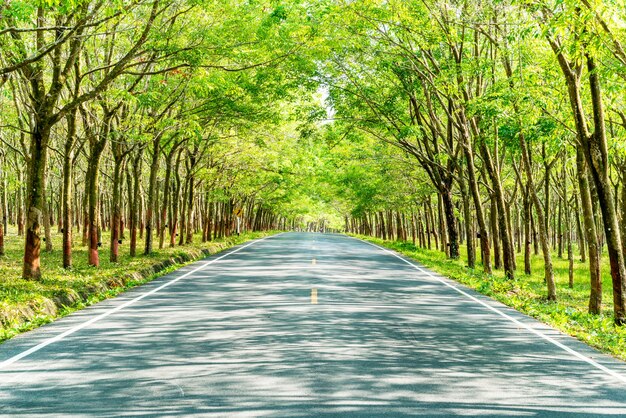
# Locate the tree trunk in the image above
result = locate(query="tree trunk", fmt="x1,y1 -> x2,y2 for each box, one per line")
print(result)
185,176 -> 195,244
86,141 -> 106,267
458,169 -> 475,268
110,156 -> 124,262
144,137 -> 161,255
523,183 -> 532,275
440,186 -> 459,259
42,185 -> 52,252
0,159 -> 4,256
129,152 -> 143,257
480,142 -> 513,278
23,124 -> 50,280
574,192 -> 586,263
490,196 -> 501,270
61,112 -> 77,268
159,148 -> 178,249
520,132 -> 556,301
576,147 -> 602,313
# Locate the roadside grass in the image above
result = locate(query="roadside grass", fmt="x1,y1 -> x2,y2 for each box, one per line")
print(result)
0,227 -> 276,343
352,234 -> 626,361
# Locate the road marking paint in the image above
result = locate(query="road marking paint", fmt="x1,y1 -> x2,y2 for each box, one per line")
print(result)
312,258 -> 317,265
0,234 -> 282,371
311,288 -> 318,304
360,238 -> 626,385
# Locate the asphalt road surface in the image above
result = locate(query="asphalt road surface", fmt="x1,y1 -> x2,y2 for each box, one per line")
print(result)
2,232 -> 626,417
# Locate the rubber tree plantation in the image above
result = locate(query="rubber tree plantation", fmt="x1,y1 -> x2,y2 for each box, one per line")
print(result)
2,0 -> 626,358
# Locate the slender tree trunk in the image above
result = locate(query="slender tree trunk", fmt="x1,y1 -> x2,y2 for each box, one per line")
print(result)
86,142 -> 106,267
0,157 -> 4,256
42,184 -> 52,252
178,176 -> 188,246
61,112 -> 77,268
1,163 -> 6,242
185,177 -> 195,244
567,207 -> 574,289
158,148 -> 177,249
620,167 -> 626,261
490,196 -> 501,270
520,132 -> 556,301
481,141 -> 513,278
557,194 -> 563,258
458,170 -> 475,268
110,156 -> 124,262
577,147 -> 602,314
523,184 -> 532,275
17,171 -> 24,237
129,152 -> 143,257
1,168 -> 7,246
440,186 -> 459,259
144,137 -> 160,255
575,192 -> 586,263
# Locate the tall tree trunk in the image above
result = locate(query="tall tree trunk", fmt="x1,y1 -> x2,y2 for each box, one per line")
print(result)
574,192 -> 586,263
440,186 -> 459,259
86,142 -> 106,267
42,184 -> 52,252
61,111 -> 77,269
481,141 -> 513,278
621,168 -> 626,261
129,151 -> 143,257
185,177 -> 195,244
490,197 -> 501,270
523,184 -> 532,275
423,203 -> 430,249
520,132 -> 556,301
144,136 -> 161,255
0,155 -> 4,256
464,161 -> 491,266
110,156 -> 124,262
178,177 -> 188,246
1,167 -> 7,245
159,147 -> 179,249
458,169 -> 475,268
23,124 -> 50,280
577,147 -> 602,314
17,171 -> 24,237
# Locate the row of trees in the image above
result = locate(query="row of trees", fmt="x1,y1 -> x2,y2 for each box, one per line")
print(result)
316,0 -> 626,324
3,0 -> 626,327
0,1 -> 317,278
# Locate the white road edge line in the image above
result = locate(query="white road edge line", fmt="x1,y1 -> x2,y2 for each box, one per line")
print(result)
0,233 -> 281,371
359,238 -> 626,385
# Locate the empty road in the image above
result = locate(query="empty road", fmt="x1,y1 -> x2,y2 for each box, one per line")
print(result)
1,232 -> 626,417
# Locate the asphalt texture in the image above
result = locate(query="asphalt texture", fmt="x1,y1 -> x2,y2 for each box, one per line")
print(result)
1,232 -> 626,417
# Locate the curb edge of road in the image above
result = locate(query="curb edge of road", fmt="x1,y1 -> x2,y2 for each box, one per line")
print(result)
0,232 -> 278,345
348,233 -> 626,385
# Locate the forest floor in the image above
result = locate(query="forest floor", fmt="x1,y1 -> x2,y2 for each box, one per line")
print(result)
354,235 -> 626,362
0,227 -> 276,343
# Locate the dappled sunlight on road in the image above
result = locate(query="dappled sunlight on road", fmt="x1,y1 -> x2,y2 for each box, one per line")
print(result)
1,233 -> 626,416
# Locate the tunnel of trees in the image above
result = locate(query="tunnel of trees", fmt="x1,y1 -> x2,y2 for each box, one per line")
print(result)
2,0 -> 626,329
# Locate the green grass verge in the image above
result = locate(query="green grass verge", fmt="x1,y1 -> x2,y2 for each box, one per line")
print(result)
0,228 -> 277,343
351,234 -> 626,361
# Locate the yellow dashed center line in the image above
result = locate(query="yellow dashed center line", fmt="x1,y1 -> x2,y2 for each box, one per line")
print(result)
311,288 -> 318,304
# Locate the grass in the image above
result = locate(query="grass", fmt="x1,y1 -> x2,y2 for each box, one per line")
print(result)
0,226 -> 277,343
352,234 -> 626,361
